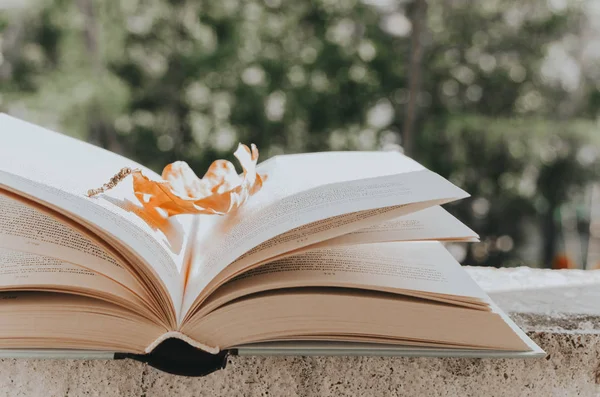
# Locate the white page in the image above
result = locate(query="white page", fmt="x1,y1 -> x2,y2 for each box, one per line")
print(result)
223,205 -> 428,281
183,152 -> 469,314
208,242 -> 489,311
220,204 -> 477,280
0,247 -> 150,315
318,205 -> 479,246
0,114 -> 192,320
0,192 -> 151,299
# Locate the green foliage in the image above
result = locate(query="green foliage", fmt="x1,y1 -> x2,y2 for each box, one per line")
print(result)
1,0 -> 599,267
420,115 -> 600,266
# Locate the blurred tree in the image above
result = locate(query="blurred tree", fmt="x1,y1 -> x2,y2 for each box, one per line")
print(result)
402,0 -> 427,156
1,0 -> 599,267
420,116 -> 600,267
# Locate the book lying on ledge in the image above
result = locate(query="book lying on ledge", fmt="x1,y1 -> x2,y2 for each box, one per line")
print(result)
0,114 -> 544,376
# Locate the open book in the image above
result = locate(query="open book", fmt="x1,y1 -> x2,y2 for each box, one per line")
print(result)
0,114 -> 543,376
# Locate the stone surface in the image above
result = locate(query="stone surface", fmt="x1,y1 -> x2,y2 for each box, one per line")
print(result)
1,267 -> 600,397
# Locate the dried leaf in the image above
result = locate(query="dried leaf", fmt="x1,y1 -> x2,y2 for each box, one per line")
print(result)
88,143 -> 267,217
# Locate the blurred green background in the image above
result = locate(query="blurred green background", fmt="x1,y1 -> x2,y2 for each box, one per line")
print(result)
1,0 -> 600,269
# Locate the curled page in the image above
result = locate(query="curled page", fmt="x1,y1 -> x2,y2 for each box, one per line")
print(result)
183,152 -> 470,315
0,114 -> 194,323
318,205 -> 479,247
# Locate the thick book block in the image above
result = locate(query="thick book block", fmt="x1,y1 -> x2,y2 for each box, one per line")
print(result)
0,114 -> 543,375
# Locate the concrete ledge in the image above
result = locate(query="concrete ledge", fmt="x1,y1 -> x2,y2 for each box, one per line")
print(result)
1,267 -> 600,397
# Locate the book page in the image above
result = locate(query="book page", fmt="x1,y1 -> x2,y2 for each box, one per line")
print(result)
206,203 -> 476,288
0,192 -> 151,301
210,201 -> 445,291
0,291 -> 167,353
227,205 -> 416,273
183,152 -> 469,315
0,114 -> 192,321
0,247 -> 158,321
315,205 -> 479,247
199,241 -> 488,316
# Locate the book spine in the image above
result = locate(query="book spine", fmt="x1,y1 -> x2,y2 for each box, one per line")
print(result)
144,331 -> 220,354
116,338 -> 232,377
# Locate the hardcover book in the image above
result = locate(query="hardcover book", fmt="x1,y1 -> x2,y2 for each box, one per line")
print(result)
0,114 -> 544,376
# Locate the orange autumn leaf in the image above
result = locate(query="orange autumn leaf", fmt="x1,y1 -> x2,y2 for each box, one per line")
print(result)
88,144 -> 266,217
